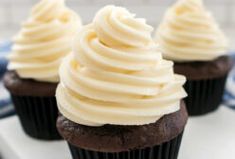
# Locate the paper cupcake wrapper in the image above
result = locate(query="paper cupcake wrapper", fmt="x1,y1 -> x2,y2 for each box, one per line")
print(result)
184,75 -> 228,116
68,132 -> 184,159
11,95 -> 61,140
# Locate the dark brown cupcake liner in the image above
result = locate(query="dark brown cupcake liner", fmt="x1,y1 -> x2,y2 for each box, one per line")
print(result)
11,95 -> 61,140
67,132 -> 184,159
184,75 -> 228,116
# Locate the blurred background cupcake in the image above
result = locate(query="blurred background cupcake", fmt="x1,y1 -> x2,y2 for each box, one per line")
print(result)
155,0 -> 234,116
3,0 -> 82,140
56,5 -> 188,159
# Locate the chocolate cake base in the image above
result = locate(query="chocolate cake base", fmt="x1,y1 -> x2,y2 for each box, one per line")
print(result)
3,71 -> 61,140
174,56 -> 233,80
57,102 -> 187,159
4,71 -> 57,96
174,56 -> 233,116
68,132 -> 183,159
184,75 -> 228,116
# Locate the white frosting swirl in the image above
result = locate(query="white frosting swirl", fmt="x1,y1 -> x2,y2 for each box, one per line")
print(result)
93,6 -> 153,47
8,0 -> 82,82
155,0 -> 228,62
56,6 -> 187,126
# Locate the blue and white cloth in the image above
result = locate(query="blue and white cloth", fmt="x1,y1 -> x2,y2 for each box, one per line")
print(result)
223,54 -> 235,109
0,41 -> 235,119
0,41 -> 11,77
0,41 -> 15,119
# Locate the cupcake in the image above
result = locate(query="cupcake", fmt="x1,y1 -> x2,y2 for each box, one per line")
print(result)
3,0 -> 82,140
155,0 -> 233,116
56,5 -> 188,159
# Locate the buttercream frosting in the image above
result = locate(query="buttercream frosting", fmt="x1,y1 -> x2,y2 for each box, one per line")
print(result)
155,0 -> 228,62
56,5 -> 187,126
8,0 -> 82,82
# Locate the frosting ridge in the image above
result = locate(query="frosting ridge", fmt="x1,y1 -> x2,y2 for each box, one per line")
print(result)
56,5 -> 187,126
8,0 -> 82,82
155,0 -> 228,62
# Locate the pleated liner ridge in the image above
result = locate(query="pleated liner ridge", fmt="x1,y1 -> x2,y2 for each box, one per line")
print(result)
11,95 -> 61,140
68,132 -> 184,159
184,75 -> 228,116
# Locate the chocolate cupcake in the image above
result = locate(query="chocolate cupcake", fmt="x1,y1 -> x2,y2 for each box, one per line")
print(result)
56,5 -> 188,159
57,102 -> 187,159
3,0 -> 82,140
155,0 -> 233,116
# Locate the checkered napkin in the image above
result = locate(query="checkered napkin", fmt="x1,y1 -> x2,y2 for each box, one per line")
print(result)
0,41 -> 15,119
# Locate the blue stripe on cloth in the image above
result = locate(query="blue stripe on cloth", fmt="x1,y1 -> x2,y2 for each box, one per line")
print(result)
223,53 -> 235,108
0,81 -> 13,118
0,105 -> 15,119
0,58 -> 8,78
0,41 -> 12,53
0,41 -> 11,78
0,41 -> 14,118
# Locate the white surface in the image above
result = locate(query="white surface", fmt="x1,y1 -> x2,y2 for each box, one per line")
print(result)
179,106 -> 235,159
0,106 -> 235,159
0,116 -> 71,159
